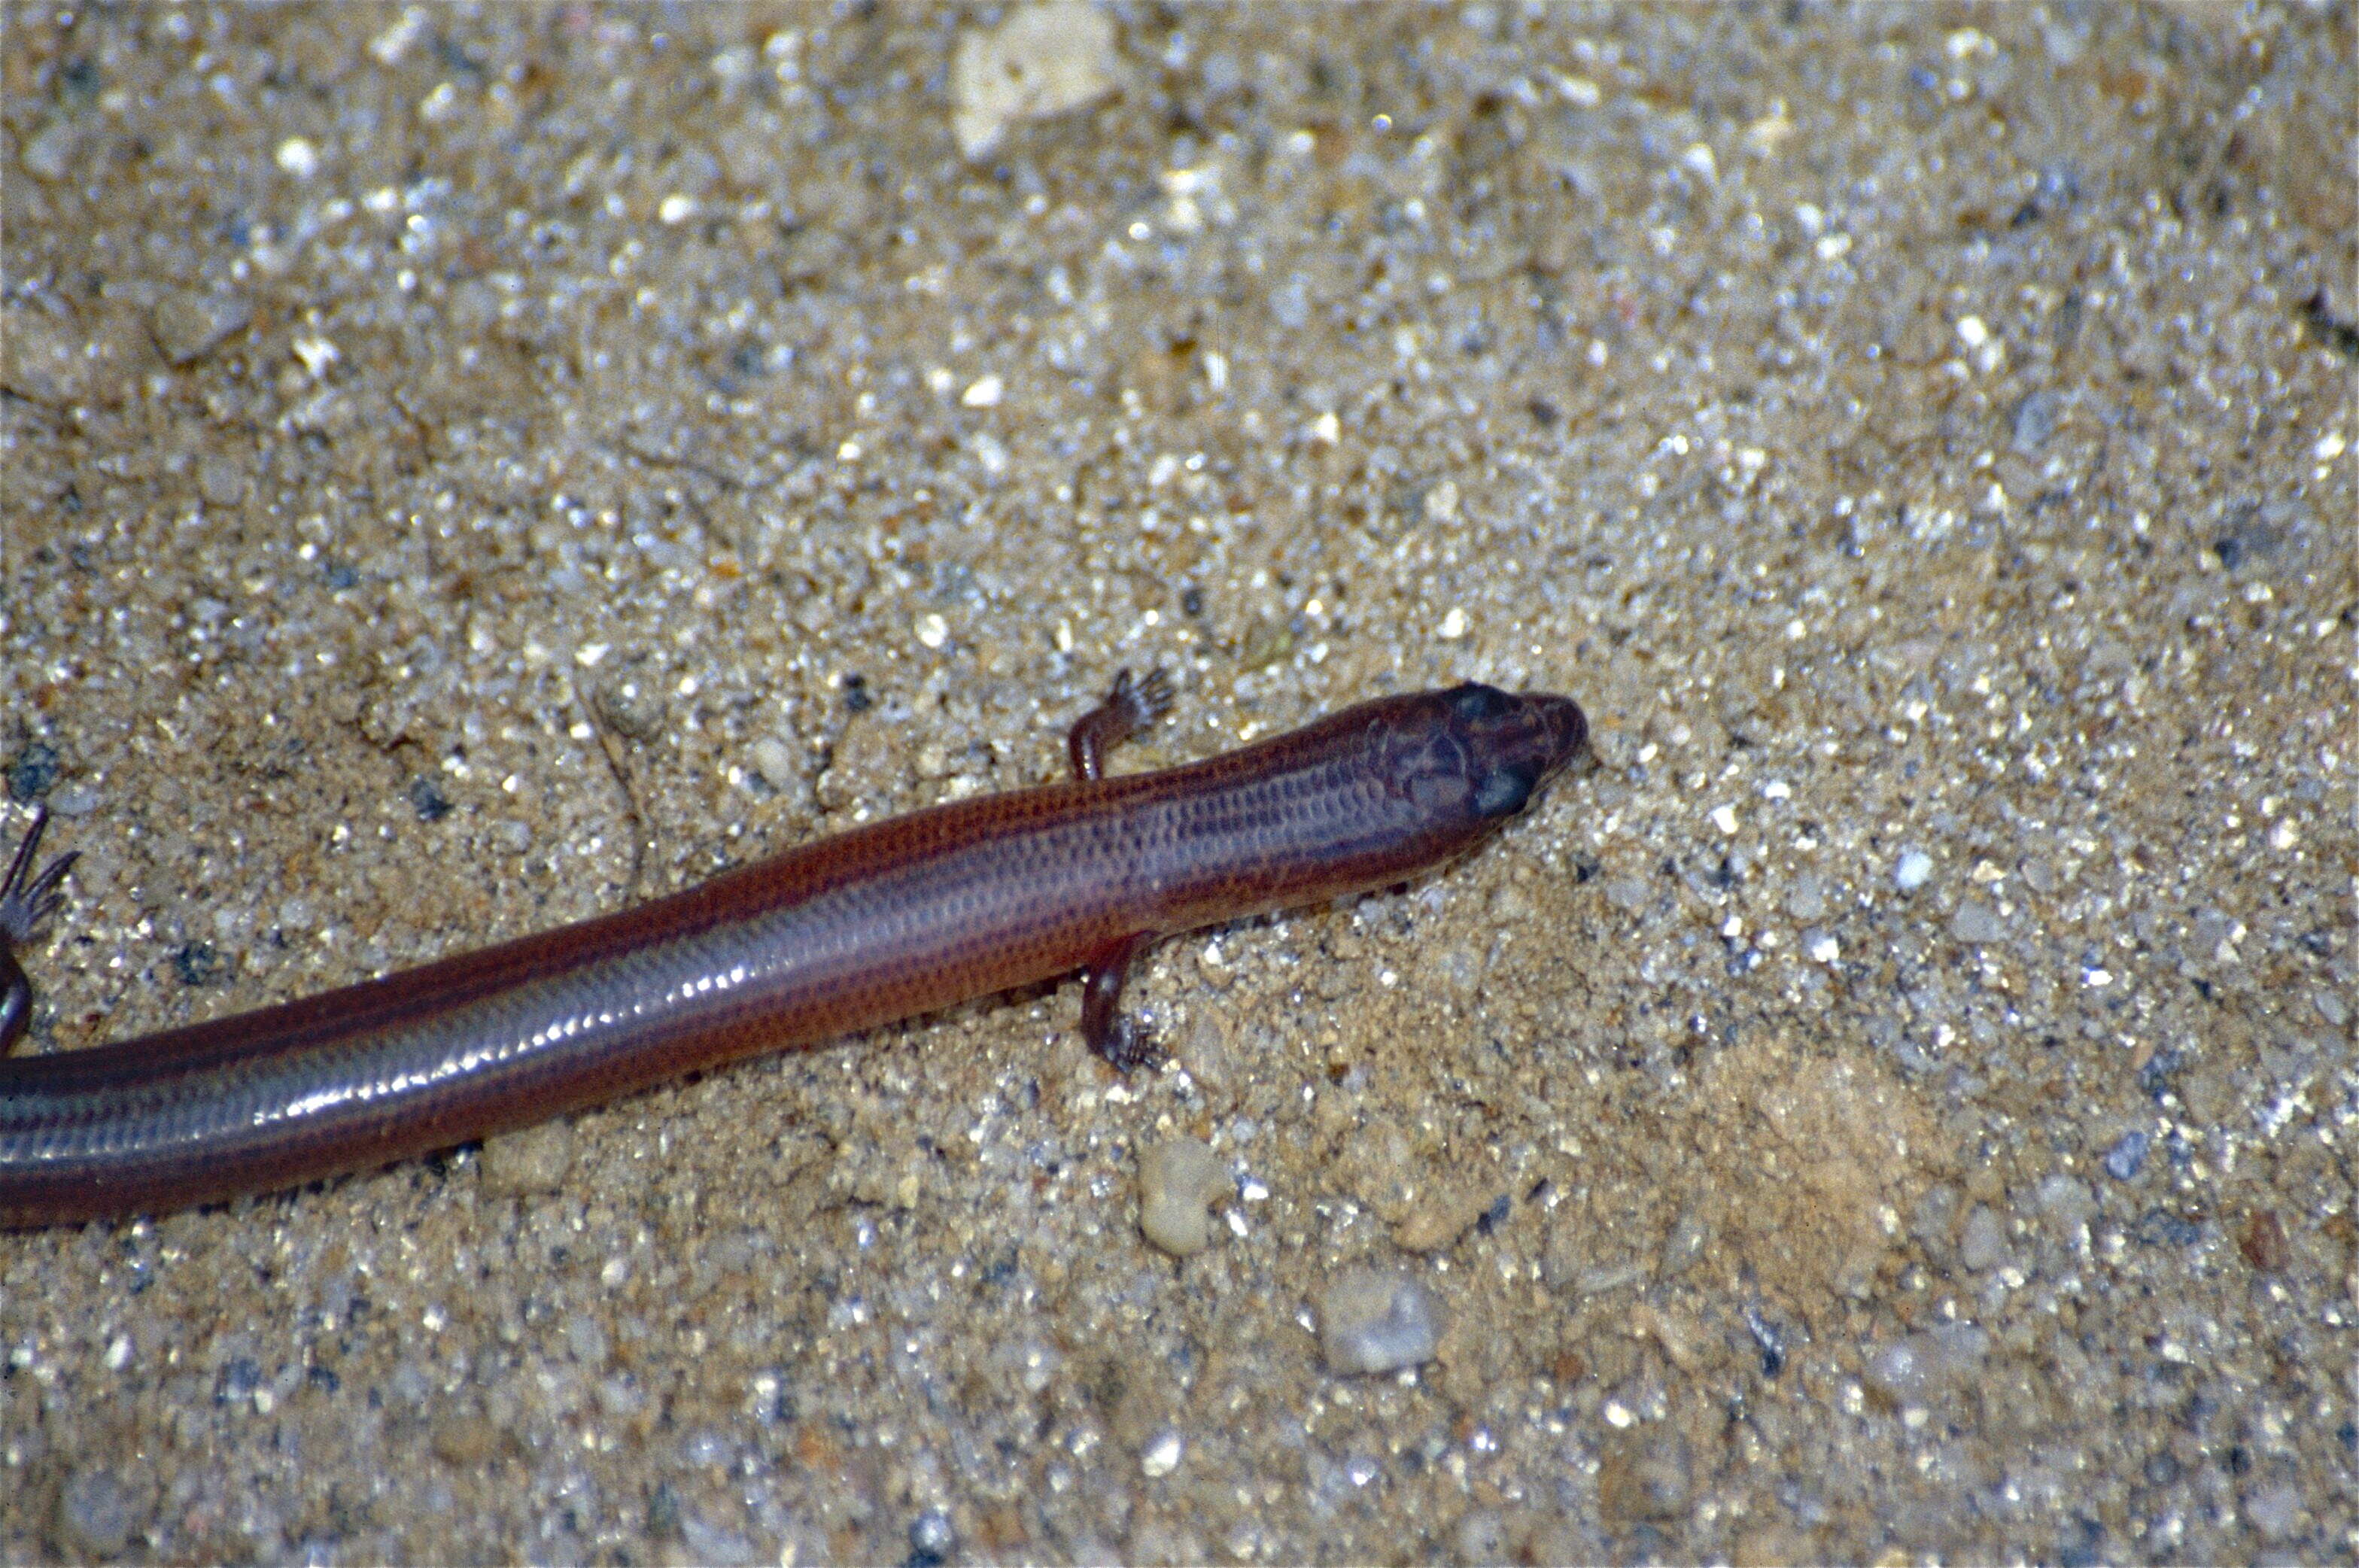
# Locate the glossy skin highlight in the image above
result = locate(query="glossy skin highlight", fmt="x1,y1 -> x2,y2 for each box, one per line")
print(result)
0,679 -> 1586,1227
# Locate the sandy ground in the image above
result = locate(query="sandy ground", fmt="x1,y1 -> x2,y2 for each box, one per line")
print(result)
2,4 -> 2352,1563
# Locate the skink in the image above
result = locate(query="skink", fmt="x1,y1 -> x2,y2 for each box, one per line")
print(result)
0,676 -> 1586,1227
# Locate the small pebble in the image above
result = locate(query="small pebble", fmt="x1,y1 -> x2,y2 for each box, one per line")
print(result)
592,673 -> 667,743
908,1507 -> 957,1561
1136,1138 -> 1227,1257
1453,1507 -> 1512,1565
1193,940 -> 1235,991
197,453 -> 248,507
56,1466 -> 135,1558
645,1481 -> 682,1540
1138,1428 -> 1184,1478
1910,1183 -> 1962,1257
430,1415 -> 502,1466
2037,1173 -> 2095,1233
2137,1208 -> 2202,1247
1895,849 -> 1934,891
21,116 -> 78,182
679,1512 -> 761,1566
2102,1129 -> 2150,1182
1,306 -> 89,405
479,1120 -> 575,1196
8,740 -> 62,800
750,736 -> 814,812
1394,1186 -> 1491,1253
150,287 -> 251,365
1783,873 -> 1827,922
565,1312 -> 610,1368
1422,479 -> 1461,524
1950,900 -> 2005,944
1319,1268 -> 1444,1375
275,134 -> 321,178
1175,1010 -> 1235,1092
749,734 -> 798,784
2238,1209 -> 2290,1273
2009,389 -> 2060,453
1595,1433 -> 1693,1526
950,0 -> 1119,158
2242,1481 -> 2304,1542
1658,1209 -> 1710,1278
1958,1204 -> 2010,1272
1539,1217 -> 1585,1290
816,717 -> 903,812
1863,1324 -> 1990,1406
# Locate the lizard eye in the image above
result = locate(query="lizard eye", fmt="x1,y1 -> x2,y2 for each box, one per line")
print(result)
1448,683 -> 1515,722
1472,761 -> 1540,819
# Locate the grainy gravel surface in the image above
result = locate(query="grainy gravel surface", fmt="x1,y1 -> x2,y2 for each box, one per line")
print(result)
3,5 -> 2353,1563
